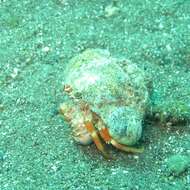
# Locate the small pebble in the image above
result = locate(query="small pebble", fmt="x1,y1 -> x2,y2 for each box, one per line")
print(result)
163,154 -> 190,176
10,68 -> 19,78
42,46 -> 50,52
105,4 -> 120,17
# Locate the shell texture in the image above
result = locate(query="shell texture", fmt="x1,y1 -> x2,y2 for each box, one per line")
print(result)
63,49 -> 149,145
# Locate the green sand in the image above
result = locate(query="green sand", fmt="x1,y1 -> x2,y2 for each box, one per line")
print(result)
0,0 -> 190,189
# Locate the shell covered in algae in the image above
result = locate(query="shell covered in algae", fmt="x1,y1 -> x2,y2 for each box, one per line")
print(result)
63,49 -> 149,145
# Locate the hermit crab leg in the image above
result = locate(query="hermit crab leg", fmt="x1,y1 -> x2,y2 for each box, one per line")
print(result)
99,127 -> 144,153
84,121 -> 110,158
110,139 -> 144,153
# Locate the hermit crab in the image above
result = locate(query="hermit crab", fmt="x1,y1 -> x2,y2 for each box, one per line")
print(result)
60,49 -> 149,157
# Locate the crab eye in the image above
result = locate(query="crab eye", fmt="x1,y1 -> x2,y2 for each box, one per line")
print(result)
74,92 -> 82,99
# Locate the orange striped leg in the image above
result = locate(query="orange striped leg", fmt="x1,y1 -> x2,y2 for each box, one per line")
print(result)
99,127 -> 144,153
84,121 -> 110,158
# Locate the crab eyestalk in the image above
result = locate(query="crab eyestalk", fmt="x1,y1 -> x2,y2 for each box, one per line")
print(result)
64,84 -> 73,93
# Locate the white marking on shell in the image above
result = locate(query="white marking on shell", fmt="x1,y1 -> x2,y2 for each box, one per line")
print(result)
74,73 -> 100,90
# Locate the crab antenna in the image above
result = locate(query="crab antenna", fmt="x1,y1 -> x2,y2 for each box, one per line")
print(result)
84,121 -> 110,158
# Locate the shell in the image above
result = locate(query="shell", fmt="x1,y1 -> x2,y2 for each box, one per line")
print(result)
63,49 -> 149,145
